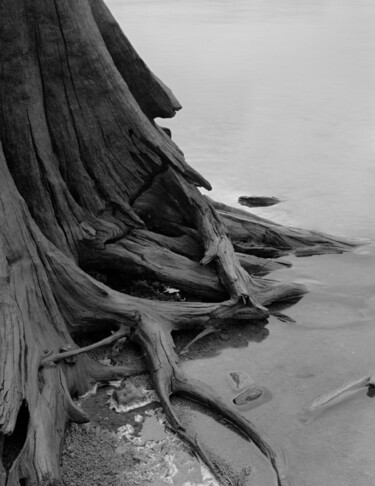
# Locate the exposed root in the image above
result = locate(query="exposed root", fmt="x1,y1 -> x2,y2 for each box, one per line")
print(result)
180,326 -> 217,354
134,314 -> 290,486
0,135 -> 316,485
132,173 -> 359,258
239,254 -> 292,276
142,169 -> 269,307
4,367 -> 82,486
81,230 -> 225,301
0,1 -> 360,484
175,378 -> 290,486
209,197 -> 360,255
43,252 -> 281,482
88,362 -> 147,383
81,229 -> 297,303
40,326 -> 130,366
171,427 -> 235,485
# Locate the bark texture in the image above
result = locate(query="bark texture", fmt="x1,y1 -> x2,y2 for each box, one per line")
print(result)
0,1 -> 356,485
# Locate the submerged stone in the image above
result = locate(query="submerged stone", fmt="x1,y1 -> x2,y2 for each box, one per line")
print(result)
233,386 -> 264,406
227,370 -> 253,391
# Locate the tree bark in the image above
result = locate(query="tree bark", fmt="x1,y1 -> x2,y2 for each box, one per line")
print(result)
0,1 -> 356,484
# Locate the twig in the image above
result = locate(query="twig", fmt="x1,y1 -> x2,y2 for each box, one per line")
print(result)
40,327 -> 129,366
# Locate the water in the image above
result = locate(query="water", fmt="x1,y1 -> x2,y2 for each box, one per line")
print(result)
108,1 -> 375,485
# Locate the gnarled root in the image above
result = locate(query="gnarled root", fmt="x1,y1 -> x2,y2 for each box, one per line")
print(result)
41,244 -> 288,483
81,228 -> 304,304
0,3 -> 358,483
40,326 -> 130,366
132,171 -> 359,260
4,367 -> 88,486
134,315 -> 290,486
209,197 -> 360,256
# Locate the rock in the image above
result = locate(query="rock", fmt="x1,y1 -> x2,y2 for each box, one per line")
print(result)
233,386 -> 263,406
113,383 -> 142,406
238,196 -> 281,208
99,357 -> 112,366
227,370 -> 253,391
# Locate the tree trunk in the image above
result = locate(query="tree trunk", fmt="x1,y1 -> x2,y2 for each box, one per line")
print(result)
0,1 -> 356,485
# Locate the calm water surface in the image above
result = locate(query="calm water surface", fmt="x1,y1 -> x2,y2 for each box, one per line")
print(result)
108,1 -> 375,485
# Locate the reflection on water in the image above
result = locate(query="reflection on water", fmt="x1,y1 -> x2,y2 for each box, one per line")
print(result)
108,1 -> 375,485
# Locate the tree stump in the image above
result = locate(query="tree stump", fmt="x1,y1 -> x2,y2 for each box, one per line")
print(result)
0,1 -> 358,484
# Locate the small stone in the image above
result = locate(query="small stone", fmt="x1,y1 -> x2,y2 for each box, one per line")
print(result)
163,286 -> 180,295
99,357 -> 112,366
238,196 -> 281,208
228,370 -> 252,391
113,382 -> 142,406
233,386 -> 263,406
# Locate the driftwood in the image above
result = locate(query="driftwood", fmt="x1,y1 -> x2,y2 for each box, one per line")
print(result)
0,0 -> 358,485
299,374 -> 375,424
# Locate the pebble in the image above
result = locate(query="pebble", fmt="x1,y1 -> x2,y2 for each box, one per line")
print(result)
233,386 -> 264,406
113,383 -> 142,406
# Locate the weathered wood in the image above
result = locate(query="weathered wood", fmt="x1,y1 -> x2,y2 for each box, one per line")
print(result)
1,140 -> 274,484
128,228 -> 292,275
146,168 -> 293,309
209,197 -> 358,255
133,174 -> 358,257
0,0 -> 210,259
81,229 -> 298,302
0,0 -> 358,484
134,315 -> 291,486
88,0 -> 182,119
0,145 -> 89,485
40,327 -> 129,366
299,375 -> 375,424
